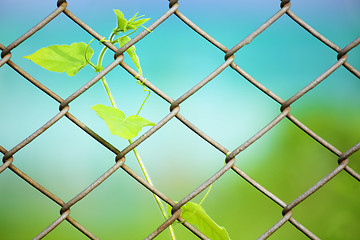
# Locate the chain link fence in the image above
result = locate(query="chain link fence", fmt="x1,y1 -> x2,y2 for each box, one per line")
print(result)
1,0 -> 359,239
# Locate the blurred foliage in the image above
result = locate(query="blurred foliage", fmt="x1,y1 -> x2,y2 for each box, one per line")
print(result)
203,103 -> 360,240
2,102 -> 358,240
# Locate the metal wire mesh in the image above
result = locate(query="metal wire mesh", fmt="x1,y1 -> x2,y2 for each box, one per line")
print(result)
1,0 -> 359,239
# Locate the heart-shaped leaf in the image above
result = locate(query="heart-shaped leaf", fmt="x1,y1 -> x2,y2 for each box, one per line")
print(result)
92,104 -> 155,140
168,202 -> 231,240
23,42 -> 93,76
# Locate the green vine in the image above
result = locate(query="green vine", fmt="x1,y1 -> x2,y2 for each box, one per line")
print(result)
23,9 -> 230,240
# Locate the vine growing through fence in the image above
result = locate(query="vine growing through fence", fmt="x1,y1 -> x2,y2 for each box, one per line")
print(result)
23,8 -> 230,240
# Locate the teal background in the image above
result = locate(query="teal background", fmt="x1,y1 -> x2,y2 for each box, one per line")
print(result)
0,0 -> 359,239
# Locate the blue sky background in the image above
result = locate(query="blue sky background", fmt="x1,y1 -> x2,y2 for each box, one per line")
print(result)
0,0 -> 359,239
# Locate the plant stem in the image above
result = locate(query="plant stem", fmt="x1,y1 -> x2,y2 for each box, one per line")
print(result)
103,81 -> 176,240
101,77 -> 117,109
97,32 -> 116,69
129,139 -> 176,240
98,40 -> 176,238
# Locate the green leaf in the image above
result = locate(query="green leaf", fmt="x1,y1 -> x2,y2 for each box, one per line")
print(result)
127,18 -> 150,31
91,104 -> 154,140
113,9 -> 128,33
118,36 -> 142,75
113,10 -> 150,34
126,12 -> 150,31
168,202 -> 231,240
127,12 -> 139,25
23,42 -> 93,77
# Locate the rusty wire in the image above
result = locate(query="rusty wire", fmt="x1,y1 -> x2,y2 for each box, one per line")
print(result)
0,0 -> 359,239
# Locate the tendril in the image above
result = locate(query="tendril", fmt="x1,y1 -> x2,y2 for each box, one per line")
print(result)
99,37 -> 110,45
141,25 -> 152,33
85,38 -> 98,71
135,74 -> 151,116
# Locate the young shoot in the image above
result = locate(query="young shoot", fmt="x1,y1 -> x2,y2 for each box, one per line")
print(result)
23,8 -> 229,240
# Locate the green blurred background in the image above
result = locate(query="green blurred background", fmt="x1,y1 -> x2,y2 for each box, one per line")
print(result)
0,0 -> 359,239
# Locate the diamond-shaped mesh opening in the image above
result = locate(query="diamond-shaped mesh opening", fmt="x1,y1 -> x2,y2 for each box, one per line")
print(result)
0,67 -> 60,148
